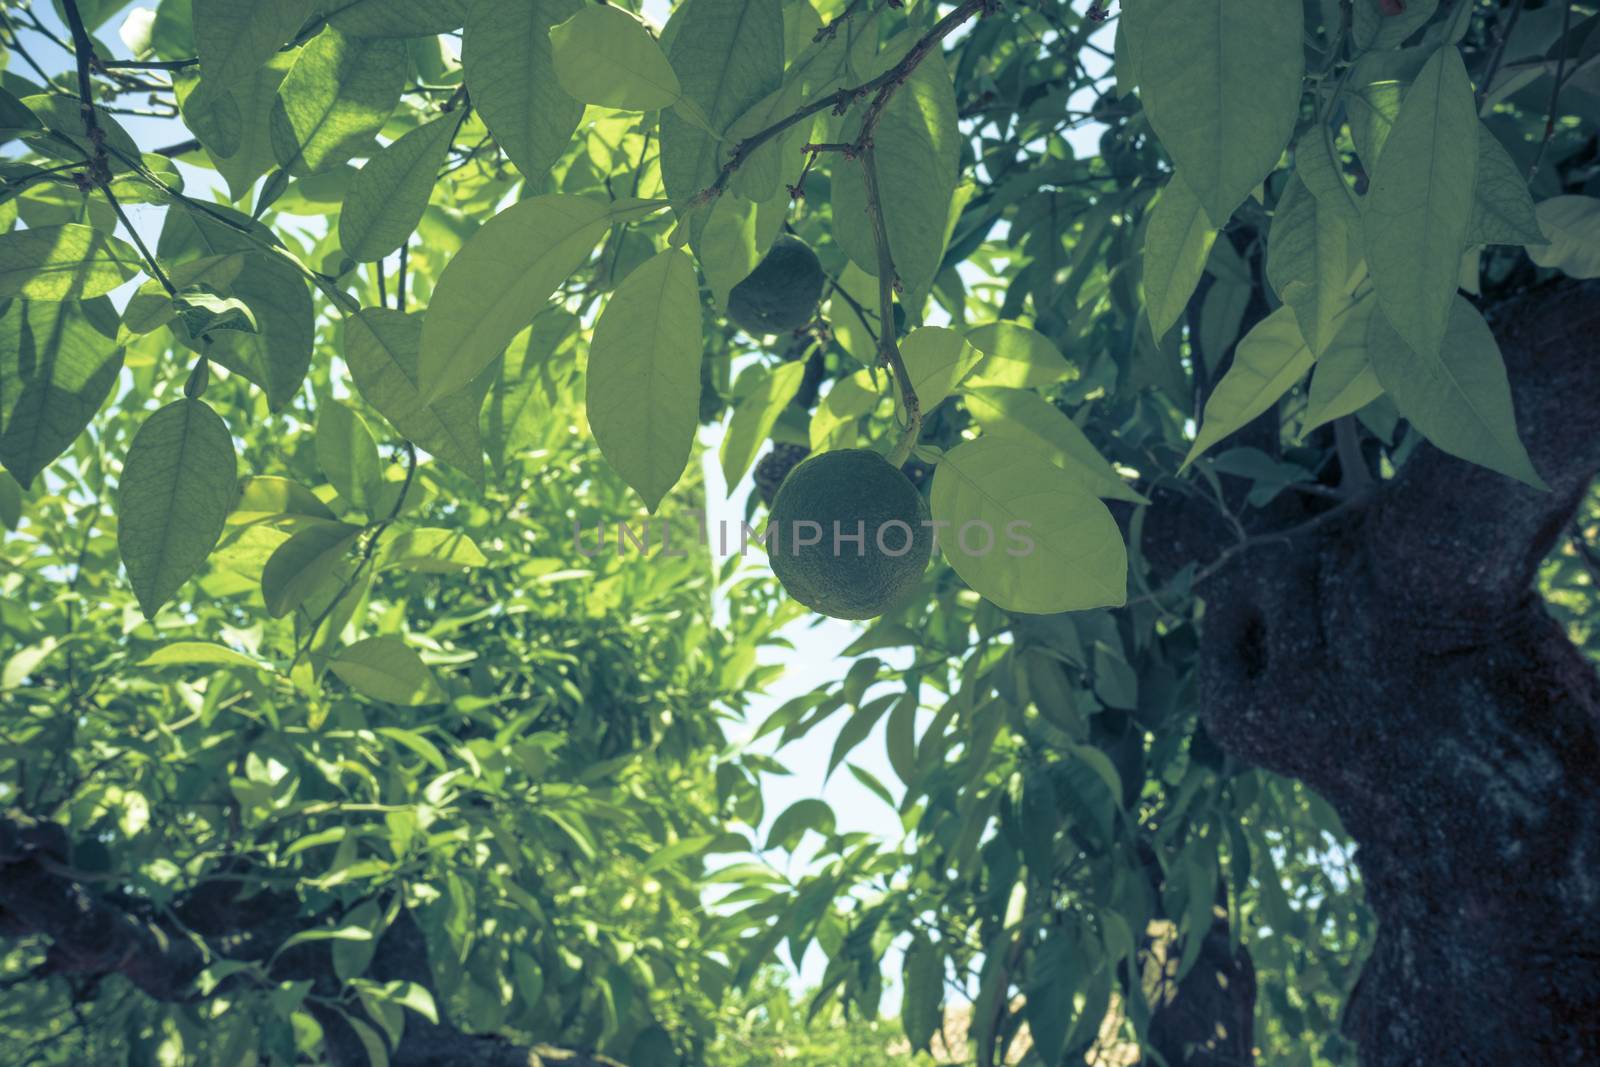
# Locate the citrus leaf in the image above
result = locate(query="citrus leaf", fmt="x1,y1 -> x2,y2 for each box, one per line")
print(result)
0,300 -> 124,488
900,326 -> 983,413
931,437 -> 1127,614
418,195 -> 614,402
1184,306 -> 1313,466
270,27 -> 405,175
1367,296 -> 1544,488
1301,297 -> 1382,431
831,51 -> 960,305
963,321 -> 1072,390
260,520 -> 363,618
1121,0 -> 1303,223
139,641 -> 274,672
315,400 -> 382,513
658,0 -> 784,204
1465,124 -> 1544,248
901,935 -> 944,1054
1267,172 -> 1359,356
719,361 -> 807,487
963,387 -> 1148,504
1362,46 -> 1477,360
323,0 -> 468,38
117,399 -> 239,619
585,248 -> 703,512
344,309 -> 484,481
765,798 -> 835,850
179,55 -> 294,201
463,0 -> 584,182
550,5 -> 681,111
378,527 -> 487,572
193,0 -> 313,89
1142,171 -> 1218,339
1528,195 -> 1600,279
339,113 -> 458,262
0,224 -> 142,301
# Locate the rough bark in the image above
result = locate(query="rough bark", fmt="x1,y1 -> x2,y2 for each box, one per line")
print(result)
0,812 -> 621,1067
1186,278 -> 1600,1064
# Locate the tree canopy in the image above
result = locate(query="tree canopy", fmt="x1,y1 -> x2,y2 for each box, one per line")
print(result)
2,0 -> 1600,1065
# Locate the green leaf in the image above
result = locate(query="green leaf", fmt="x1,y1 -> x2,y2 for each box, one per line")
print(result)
0,469 -> 21,530
1267,172 -> 1360,355
332,900 -> 383,981
963,321 -> 1072,390
419,195 -> 614,402
323,0 -> 468,37
344,309 -> 484,481
193,0 -> 314,89
901,935 -> 944,1054
178,55 -> 294,201
1367,296 -> 1544,487
117,399 -> 239,618
375,726 -> 449,772
1025,924 -> 1078,1065
0,224 -> 142,301
379,527 -> 487,572
270,28 -> 405,175
698,190 -> 783,306
1362,46 -> 1477,360
585,248 -> 703,512
261,520 -> 363,617
331,637 -> 445,704
339,114 -> 458,262
316,400 -> 383,513
808,369 -> 878,450
1142,171 -> 1218,339
1302,297 -> 1382,431
831,51 -> 960,304
718,361 -> 807,487
1184,306 -> 1313,466
931,436 -> 1127,614
1528,196 -> 1600,279
899,326 -> 982,413
0,300 -> 124,488
198,253 -> 315,412
1465,125 -> 1544,248
229,475 -> 337,525
658,0 -> 784,204
140,641 -> 274,672
463,0 -> 584,182
765,798 -> 835,850
963,387 -> 1148,504
549,5 -> 681,111
1122,0 -> 1303,223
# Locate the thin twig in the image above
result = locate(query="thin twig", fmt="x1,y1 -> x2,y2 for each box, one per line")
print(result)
1527,0 -> 1574,184
688,0 -> 986,209
1122,492 -> 1372,610
1475,0 -> 1525,113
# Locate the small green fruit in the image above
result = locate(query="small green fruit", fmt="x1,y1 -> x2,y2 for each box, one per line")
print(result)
727,235 -> 825,336
767,449 -> 932,620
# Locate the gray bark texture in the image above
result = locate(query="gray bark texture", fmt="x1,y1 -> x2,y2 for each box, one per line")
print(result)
1184,278 -> 1600,1064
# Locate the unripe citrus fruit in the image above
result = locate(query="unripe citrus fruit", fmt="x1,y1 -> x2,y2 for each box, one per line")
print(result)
767,449 -> 932,619
727,235 -> 825,336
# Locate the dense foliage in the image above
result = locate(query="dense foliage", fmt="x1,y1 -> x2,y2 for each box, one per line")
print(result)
2,0 -> 1598,1064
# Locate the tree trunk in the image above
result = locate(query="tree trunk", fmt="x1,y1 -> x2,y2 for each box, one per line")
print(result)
1190,279 -> 1600,1063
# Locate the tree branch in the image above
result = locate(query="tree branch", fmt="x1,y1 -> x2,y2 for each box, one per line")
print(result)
688,0 -> 986,209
